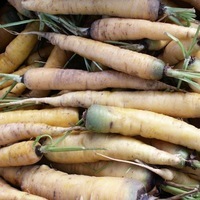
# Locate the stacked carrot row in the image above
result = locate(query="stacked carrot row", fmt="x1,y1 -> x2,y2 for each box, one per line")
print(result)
0,0 -> 200,199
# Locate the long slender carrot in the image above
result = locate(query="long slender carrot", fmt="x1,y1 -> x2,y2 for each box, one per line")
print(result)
0,107 -> 79,127
9,68 -> 176,91
3,90 -> 200,118
0,122 -> 82,146
0,164 -> 147,200
0,140 -> 42,167
16,32 -> 200,86
84,104 -> 200,152
42,131 -> 185,167
0,177 -> 48,200
21,0 -> 195,23
89,18 -> 200,41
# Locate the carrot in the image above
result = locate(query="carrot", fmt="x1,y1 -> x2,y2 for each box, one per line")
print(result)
43,46 -> 72,69
158,38 -> 200,65
42,131 -> 185,167
25,44 -> 54,65
5,90 -> 200,118
0,164 -> 147,200
89,18 -> 199,42
17,32 -> 200,86
0,21 -> 40,73
51,160 -> 155,192
0,177 -> 48,200
21,0 -> 196,23
0,140 -> 42,167
0,63 -> 40,90
0,122 -> 83,146
7,68 -> 176,91
84,104 -> 200,153
0,107 -> 79,127
142,39 -> 170,51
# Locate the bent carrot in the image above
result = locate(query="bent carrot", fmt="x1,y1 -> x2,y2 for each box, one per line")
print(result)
0,177 -> 48,200
84,104 -> 200,152
0,22 -> 39,73
0,164 -> 147,200
0,122 -> 82,146
4,90 -> 200,118
0,140 -> 42,167
14,68 -> 176,91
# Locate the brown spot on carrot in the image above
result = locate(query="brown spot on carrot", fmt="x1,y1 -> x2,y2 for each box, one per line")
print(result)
109,121 -> 113,129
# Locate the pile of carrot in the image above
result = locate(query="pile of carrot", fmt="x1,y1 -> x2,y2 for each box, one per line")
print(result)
1,0 -> 200,199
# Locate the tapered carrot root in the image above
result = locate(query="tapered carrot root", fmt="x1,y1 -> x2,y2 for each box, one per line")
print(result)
0,107 -> 79,127
5,90 -> 200,118
0,164 -> 147,200
23,33 -> 165,80
0,122 -> 82,146
42,131 -> 184,167
51,160 -> 155,191
20,68 -> 175,91
90,18 -> 200,41
84,104 -> 200,151
0,177 -> 48,200
0,22 -> 39,73
21,0 -> 161,21
0,140 -> 42,167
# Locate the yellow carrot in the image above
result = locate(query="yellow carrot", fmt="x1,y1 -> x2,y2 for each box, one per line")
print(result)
0,107 -> 79,127
0,164 -> 147,200
89,18 -> 199,41
42,131 -> 184,167
0,140 -> 42,167
0,22 -> 39,73
16,68 -> 176,91
84,104 -> 200,152
0,177 -> 48,200
4,90 -> 200,118
51,160 -> 155,192
0,122 -> 82,146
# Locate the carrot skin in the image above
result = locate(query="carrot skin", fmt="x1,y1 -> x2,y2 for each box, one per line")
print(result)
0,164 -> 147,200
